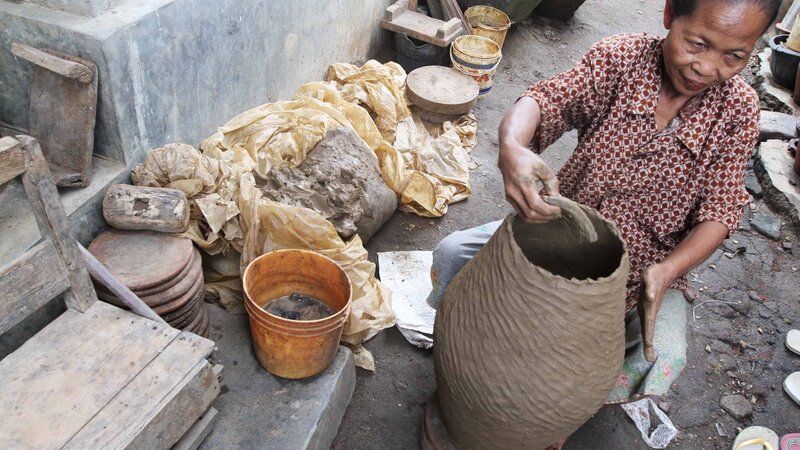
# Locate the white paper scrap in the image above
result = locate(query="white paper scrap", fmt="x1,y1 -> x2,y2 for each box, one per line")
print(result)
378,251 -> 437,349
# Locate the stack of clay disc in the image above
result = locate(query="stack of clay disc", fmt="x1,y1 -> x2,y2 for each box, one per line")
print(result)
406,66 -> 479,124
88,229 -> 209,337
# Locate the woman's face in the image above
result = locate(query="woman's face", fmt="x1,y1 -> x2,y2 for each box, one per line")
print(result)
661,0 -> 768,96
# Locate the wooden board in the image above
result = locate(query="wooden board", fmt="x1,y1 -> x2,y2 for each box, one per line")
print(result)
172,407 -> 218,450
63,331 -> 215,449
88,229 -> 194,291
0,240 -> 70,335
406,66 -> 479,116
0,136 -> 27,186
0,301 -> 180,449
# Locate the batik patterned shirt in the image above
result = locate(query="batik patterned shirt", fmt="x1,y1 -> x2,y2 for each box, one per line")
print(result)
521,33 -> 759,312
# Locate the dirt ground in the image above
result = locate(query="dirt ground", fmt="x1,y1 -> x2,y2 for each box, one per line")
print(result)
332,0 -> 800,449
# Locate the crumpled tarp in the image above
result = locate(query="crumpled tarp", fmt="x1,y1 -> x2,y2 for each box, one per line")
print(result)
202,60 -> 478,218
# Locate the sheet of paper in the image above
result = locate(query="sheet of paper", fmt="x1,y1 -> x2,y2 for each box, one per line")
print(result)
378,251 -> 436,348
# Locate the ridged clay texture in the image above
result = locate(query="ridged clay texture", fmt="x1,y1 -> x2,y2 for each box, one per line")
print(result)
434,208 -> 630,450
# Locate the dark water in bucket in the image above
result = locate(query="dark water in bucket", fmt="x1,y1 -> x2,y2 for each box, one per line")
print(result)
263,293 -> 335,321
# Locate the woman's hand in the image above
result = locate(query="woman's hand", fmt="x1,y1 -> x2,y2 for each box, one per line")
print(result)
498,141 -> 561,223
638,262 -> 674,362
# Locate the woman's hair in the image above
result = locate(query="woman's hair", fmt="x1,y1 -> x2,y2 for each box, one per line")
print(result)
670,0 -> 781,25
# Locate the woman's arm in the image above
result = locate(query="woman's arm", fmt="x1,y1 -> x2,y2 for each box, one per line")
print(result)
498,96 -> 561,223
639,220 -> 729,361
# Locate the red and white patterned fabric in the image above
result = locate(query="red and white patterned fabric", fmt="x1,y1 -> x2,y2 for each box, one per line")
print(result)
521,33 -> 759,312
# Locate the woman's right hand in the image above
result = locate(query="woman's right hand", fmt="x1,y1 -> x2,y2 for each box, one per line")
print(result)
498,141 -> 561,223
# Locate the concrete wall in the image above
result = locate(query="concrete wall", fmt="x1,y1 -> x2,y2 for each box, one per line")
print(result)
0,0 -> 393,168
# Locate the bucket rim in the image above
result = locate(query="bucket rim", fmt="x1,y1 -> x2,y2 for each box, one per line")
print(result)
452,35 -> 502,59
242,248 -> 353,326
465,5 -> 511,31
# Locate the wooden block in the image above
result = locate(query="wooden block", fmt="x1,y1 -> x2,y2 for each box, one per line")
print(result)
11,42 -> 93,83
63,331 -> 215,449
437,17 -> 461,38
0,302 -> 180,449
381,9 -> 464,47
0,240 -> 70,335
384,0 -> 408,21
103,184 -> 190,233
172,407 -> 218,450
0,136 -> 27,186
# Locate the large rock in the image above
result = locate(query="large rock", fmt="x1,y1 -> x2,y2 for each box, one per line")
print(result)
751,210 -> 782,240
261,128 -> 398,243
756,49 -> 800,116
755,140 -> 800,229
759,111 -> 797,141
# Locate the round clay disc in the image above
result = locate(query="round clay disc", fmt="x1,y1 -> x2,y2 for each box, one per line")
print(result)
95,248 -> 199,299
189,307 -> 209,337
171,301 -> 202,329
406,66 -> 479,116
163,290 -> 201,323
153,272 -> 204,315
166,296 -> 201,327
137,253 -> 203,307
181,302 -> 205,332
88,230 -> 194,291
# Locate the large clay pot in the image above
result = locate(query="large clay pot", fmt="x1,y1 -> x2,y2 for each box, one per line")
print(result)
433,209 -> 629,449
457,0 -> 543,23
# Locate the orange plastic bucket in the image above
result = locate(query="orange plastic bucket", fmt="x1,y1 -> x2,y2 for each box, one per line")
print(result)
243,249 -> 352,379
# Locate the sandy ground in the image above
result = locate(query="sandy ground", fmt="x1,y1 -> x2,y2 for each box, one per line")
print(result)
332,0 -> 800,449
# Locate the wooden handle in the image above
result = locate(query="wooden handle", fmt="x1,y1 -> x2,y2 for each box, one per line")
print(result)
11,42 -> 93,83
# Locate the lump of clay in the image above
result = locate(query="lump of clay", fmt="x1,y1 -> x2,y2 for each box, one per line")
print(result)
260,127 -> 398,242
434,204 -> 629,450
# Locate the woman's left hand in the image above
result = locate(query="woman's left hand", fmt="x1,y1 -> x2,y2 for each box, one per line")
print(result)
639,262 -> 675,362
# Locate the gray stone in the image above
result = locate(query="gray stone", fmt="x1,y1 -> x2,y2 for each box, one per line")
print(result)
755,140 -> 800,229
745,168 -> 763,198
720,394 -> 753,420
759,111 -> 798,141
24,0 -> 126,17
202,305 -> 356,450
750,211 -> 782,240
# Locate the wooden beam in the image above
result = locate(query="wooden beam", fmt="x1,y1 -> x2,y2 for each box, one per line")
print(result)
11,42 -> 93,83
18,135 -> 97,312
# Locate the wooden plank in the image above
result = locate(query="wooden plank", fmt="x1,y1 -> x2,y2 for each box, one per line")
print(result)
11,42 -> 93,83
125,360 -> 220,450
64,331 -> 215,449
0,240 -> 70,335
103,184 -> 190,233
18,135 -> 97,312
0,301 -> 181,450
0,136 -> 27,186
78,243 -> 168,325
384,0 -> 408,20
172,407 -> 218,450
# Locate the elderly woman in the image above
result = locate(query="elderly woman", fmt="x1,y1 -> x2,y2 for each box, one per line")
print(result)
428,0 -> 779,434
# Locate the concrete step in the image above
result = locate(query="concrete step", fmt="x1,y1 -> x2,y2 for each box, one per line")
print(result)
0,155 -> 127,265
201,304 -> 356,450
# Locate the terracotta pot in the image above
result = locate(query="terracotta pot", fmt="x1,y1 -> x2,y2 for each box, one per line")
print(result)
434,207 -> 629,449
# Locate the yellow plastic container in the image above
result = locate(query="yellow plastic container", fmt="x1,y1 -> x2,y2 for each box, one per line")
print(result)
465,5 -> 511,49
243,249 -> 351,379
450,35 -> 502,98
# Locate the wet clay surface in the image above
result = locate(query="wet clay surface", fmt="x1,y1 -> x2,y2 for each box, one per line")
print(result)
262,293 -> 335,321
434,213 -> 629,449
260,127 -> 397,243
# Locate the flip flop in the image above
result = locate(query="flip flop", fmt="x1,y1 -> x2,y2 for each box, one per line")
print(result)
786,372 -> 800,406
787,330 -> 800,356
781,433 -> 800,450
733,426 -> 780,450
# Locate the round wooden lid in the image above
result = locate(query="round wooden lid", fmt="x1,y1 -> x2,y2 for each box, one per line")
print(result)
153,273 -> 204,315
88,230 -> 194,291
163,291 -> 202,323
406,66 -> 479,116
